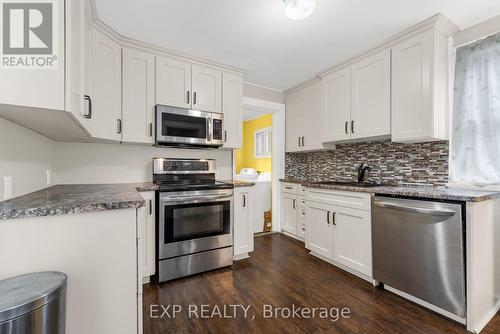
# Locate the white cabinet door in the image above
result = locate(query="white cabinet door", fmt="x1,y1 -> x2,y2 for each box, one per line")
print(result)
156,56 -> 191,108
285,92 -> 304,152
222,72 -> 243,148
302,82 -> 323,151
281,193 -> 298,235
306,201 -> 333,259
0,0 -> 65,111
332,206 -> 372,277
350,49 -> 391,139
321,67 -> 351,143
88,28 -> 122,141
391,29 -> 434,142
192,65 -> 222,112
234,187 -> 255,257
122,48 -> 155,144
140,191 -> 156,278
66,0 -> 90,129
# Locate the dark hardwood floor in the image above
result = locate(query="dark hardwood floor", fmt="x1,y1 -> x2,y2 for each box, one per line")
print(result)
143,234 -> 500,334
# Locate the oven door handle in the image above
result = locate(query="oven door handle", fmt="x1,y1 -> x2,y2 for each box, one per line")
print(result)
161,195 -> 233,204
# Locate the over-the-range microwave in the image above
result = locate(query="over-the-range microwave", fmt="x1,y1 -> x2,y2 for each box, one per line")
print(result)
155,105 -> 223,148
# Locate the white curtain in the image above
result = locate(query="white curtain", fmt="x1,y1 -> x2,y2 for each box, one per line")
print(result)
451,33 -> 500,186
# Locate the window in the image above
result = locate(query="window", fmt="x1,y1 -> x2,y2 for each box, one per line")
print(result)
451,33 -> 500,187
254,127 -> 272,159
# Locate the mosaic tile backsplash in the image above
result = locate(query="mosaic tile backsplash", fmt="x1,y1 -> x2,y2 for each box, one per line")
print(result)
285,140 -> 449,186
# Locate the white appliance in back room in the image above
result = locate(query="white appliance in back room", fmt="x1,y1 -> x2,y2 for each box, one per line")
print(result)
235,168 -> 271,233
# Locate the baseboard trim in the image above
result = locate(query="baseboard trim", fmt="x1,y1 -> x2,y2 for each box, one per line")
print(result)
309,251 -> 373,284
281,230 -> 305,242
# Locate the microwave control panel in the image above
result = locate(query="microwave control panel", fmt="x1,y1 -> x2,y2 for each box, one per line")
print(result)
213,119 -> 223,140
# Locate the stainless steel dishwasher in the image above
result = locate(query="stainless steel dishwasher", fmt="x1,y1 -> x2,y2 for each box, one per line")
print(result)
372,196 -> 466,321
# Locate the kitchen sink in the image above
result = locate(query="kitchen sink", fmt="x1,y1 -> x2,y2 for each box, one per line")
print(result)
311,181 -> 384,188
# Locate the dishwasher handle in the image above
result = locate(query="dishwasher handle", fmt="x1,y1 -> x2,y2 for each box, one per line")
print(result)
374,201 -> 456,218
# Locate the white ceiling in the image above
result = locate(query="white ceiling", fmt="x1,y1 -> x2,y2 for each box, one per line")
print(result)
94,0 -> 500,91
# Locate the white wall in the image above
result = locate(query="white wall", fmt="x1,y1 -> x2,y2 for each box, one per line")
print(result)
54,142 -> 233,184
455,14 -> 500,47
243,82 -> 284,104
0,118 -> 56,200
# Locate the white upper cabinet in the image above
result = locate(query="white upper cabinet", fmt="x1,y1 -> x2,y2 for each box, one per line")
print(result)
285,91 -> 304,152
391,26 -> 454,143
88,28 -> 122,141
303,82 -> 323,151
350,49 -> 391,139
122,48 -> 155,144
222,72 -> 243,148
0,0 -> 65,111
321,67 -> 351,142
156,56 -> 192,108
192,65 -> 222,112
285,81 -> 323,152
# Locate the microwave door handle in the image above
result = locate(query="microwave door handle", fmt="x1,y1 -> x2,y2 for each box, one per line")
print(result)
207,117 -> 213,142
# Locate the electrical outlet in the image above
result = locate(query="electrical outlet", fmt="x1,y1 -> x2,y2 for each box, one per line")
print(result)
3,176 -> 12,200
46,169 -> 51,185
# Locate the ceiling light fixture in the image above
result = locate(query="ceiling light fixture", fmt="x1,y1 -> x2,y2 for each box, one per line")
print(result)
284,0 -> 316,20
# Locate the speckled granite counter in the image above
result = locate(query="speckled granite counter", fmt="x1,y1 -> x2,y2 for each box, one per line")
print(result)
226,180 -> 255,187
0,183 -> 159,221
280,178 -> 500,202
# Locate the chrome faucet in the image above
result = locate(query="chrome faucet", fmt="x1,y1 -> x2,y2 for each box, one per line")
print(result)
357,163 -> 372,183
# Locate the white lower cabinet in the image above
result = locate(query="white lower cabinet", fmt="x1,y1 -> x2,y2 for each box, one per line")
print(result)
306,201 -> 333,259
233,186 -> 255,259
138,191 -> 155,280
281,192 -> 298,236
306,188 -> 373,279
332,206 -> 372,277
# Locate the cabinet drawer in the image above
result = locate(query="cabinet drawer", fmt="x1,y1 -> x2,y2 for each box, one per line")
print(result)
298,185 -> 308,195
306,188 -> 371,211
281,183 -> 298,194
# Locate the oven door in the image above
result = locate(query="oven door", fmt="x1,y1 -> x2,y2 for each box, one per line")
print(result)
158,190 -> 233,259
156,105 -> 212,146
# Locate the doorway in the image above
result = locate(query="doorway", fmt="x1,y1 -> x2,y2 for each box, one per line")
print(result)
233,97 -> 285,235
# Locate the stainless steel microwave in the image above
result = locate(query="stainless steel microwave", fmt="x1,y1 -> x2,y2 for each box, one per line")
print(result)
155,105 -> 223,148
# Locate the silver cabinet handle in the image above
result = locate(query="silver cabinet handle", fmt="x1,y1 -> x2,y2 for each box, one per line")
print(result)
224,130 -> 227,142
83,95 -> 92,119
117,119 -> 122,134
243,194 -> 246,208
186,91 -> 190,104
345,121 -> 348,134
298,137 -> 301,147
327,211 -> 331,224
351,120 -> 355,134
149,199 -> 152,215
149,123 -> 153,137
193,91 -> 197,105
293,199 -> 296,209
301,136 -> 305,147
374,201 -> 455,218
332,212 -> 336,225
285,186 -> 293,190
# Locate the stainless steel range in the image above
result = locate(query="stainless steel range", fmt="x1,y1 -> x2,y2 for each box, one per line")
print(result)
153,158 -> 234,282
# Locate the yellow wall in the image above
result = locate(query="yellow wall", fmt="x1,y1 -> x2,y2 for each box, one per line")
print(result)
235,114 -> 272,175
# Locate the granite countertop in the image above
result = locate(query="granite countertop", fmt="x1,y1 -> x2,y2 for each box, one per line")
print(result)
280,178 -> 500,202
0,183 -> 159,221
227,180 -> 255,187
